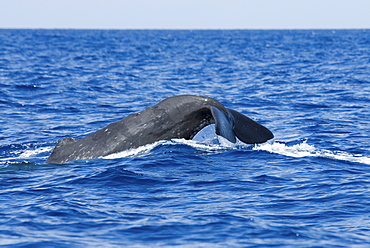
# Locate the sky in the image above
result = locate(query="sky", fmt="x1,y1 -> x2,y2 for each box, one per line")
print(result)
0,0 -> 369,30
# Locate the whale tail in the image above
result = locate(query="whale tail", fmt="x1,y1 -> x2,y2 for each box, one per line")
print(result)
210,107 -> 273,144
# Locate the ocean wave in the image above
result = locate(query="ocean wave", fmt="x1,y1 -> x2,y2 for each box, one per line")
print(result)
254,140 -> 370,165
4,138 -> 369,169
0,144 -> 52,166
17,146 -> 53,159
2,29 -> 370,247
102,138 -> 230,160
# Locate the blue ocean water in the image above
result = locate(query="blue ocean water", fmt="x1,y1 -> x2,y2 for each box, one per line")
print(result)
0,29 -> 370,247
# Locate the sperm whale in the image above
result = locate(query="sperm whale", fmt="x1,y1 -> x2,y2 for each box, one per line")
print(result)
46,95 -> 273,163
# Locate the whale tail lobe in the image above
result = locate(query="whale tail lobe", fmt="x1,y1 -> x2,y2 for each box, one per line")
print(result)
210,107 -> 273,144
227,108 -> 274,144
210,106 -> 237,143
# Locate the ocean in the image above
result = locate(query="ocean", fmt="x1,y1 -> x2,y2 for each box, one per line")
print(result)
0,29 -> 370,247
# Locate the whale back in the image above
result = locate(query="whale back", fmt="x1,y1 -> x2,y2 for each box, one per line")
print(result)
46,95 -> 274,163
46,95 -> 226,163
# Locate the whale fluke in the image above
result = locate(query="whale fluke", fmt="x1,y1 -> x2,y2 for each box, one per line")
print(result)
227,108 -> 274,144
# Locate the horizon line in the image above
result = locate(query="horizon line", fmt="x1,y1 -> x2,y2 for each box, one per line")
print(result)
1,27 -> 369,31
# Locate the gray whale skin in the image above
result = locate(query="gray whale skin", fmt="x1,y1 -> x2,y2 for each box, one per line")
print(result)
46,95 -> 273,163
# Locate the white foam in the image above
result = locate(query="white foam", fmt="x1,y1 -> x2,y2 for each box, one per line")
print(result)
172,138 -> 229,151
253,140 -> 370,165
17,147 -> 53,159
0,146 -> 53,165
102,138 -> 229,160
102,141 -> 165,159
